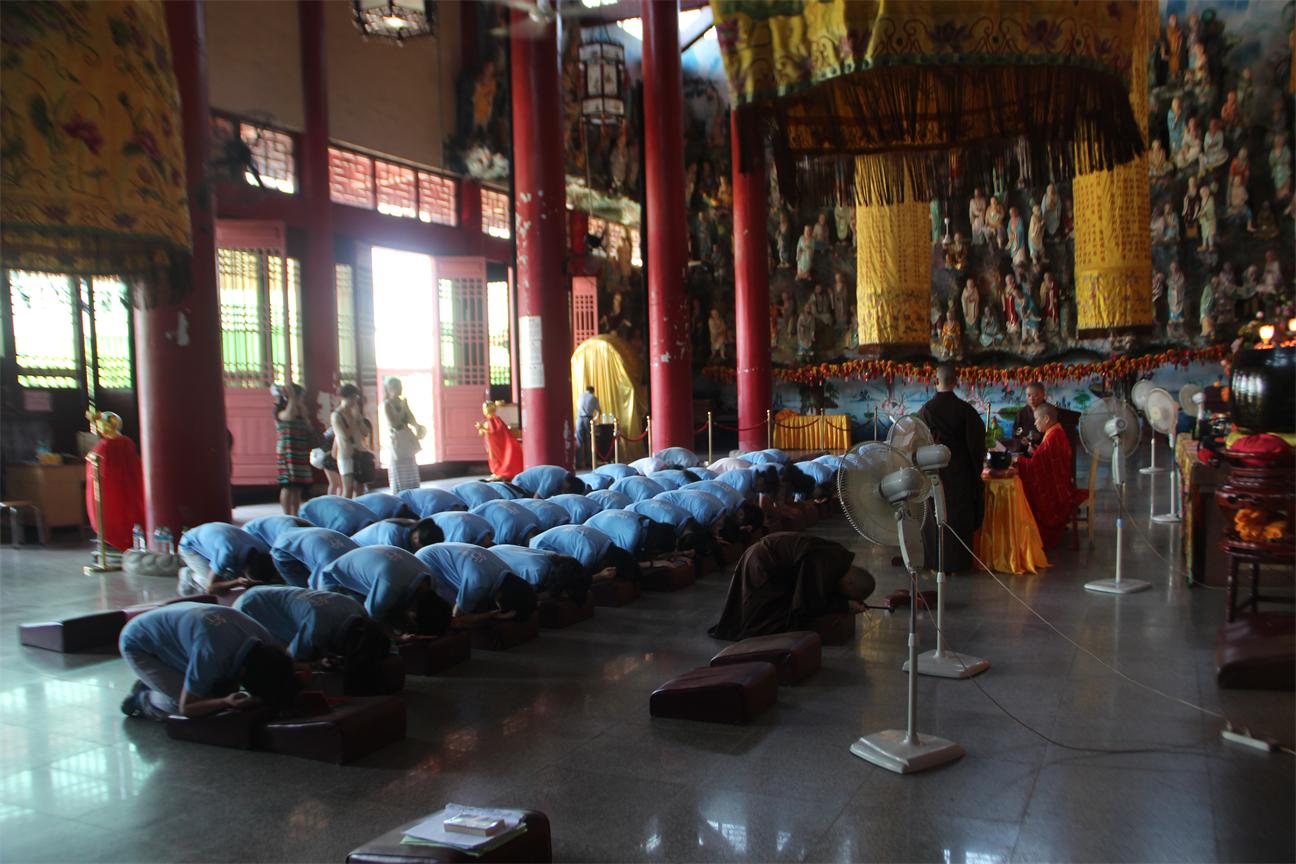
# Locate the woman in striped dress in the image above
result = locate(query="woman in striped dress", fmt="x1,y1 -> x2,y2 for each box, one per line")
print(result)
383,377 -> 424,494
275,383 -> 314,515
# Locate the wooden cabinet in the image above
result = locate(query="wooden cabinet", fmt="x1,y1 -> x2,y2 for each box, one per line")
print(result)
5,463 -> 86,543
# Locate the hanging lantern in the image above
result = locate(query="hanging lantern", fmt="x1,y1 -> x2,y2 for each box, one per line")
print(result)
352,0 -> 435,42
579,39 -> 625,125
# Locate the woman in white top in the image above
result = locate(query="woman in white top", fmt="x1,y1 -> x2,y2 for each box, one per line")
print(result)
332,383 -> 373,499
383,377 -> 425,494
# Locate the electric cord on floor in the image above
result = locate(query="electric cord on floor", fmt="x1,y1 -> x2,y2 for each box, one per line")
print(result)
1117,499 -> 1227,591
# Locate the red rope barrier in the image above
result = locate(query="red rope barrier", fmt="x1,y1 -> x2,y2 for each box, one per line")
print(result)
618,429 -> 650,442
714,420 -> 769,433
693,421 -> 710,435
774,418 -> 822,431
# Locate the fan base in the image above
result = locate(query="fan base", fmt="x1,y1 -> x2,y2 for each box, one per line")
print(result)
1138,466 -> 1167,475
904,649 -> 990,679
1151,513 -> 1182,524
850,730 -> 964,774
1084,578 -> 1152,595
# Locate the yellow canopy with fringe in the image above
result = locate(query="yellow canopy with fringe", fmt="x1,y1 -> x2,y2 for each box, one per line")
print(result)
714,0 -> 1148,204
0,1 -> 191,301
571,335 -> 649,461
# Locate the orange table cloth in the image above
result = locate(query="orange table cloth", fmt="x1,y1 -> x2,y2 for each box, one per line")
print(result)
772,412 -> 850,451
973,473 -> 1049,575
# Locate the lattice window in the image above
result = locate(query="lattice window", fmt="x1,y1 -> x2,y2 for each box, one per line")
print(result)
9,271 -> 78,389
438,277 -> 488,387
336,263 -> 358,382
376,160 -> 417,219
329,147 -> 375,208
243,125 -> 295,193
481,188 -> 511,239
217,248 -> 301,387
418,171 -> 457,226
487,279 -> 511,387
90,278 -> 132,389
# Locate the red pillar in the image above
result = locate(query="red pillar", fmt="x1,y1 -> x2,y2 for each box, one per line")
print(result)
139,0 -> 231,534
510,10 -> 572,468
731,109 -> 770,452
298,0 -> 337,423
642,0 -> 692,449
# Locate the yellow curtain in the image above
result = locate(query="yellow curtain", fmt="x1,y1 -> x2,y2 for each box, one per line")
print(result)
772,411 -> 850,452
570,334 -> 648,461
855,178 -> 931,349
0,2 -> 191,301
1073,0 -> 1156,336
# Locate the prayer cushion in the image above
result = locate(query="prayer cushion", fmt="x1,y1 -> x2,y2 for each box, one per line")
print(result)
882,588 -> 936,612
538,594 -> 595,629
718,540 -> 743,564
810,612 -> 857,646
639,557 -> 695,592
650,662 -> 778,724
312,655 -> 406,697
257,695 -> 406,764
1216,614 -> 1296,691
399,631 -> 472,676
121,593 -> 218,624
590,578 -> 640,607
346,811 -> 553,863
471,611 -> 540,651
710,631 -> 821,684
165,706 -> 276,750
19,610 -> 126,653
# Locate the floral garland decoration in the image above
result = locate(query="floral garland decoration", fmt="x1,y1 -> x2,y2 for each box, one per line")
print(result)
703,346 -> 1227,387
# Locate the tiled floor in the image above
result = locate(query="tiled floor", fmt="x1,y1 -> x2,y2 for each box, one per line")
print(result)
0,468 -> 1292,863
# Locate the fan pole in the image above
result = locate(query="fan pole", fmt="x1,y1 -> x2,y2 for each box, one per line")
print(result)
1152,432 -> 1182,524
1085,448 -> 1152,595
850,514 -> 964,774
904,482 -> 989,679
1139,432 -> 1165,475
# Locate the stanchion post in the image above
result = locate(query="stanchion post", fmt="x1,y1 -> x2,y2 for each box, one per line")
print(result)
766,409 -> 772,450
873,407 -> 879,441
589,418 -> 598,470
83,453 -> 121,575
613,416 -> 620,464
707,410 -> 713,465
646,415 -> 652,455
818,408 -> 826,452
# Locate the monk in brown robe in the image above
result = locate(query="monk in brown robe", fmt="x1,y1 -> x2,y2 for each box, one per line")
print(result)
708,532 -> 875,641
1016,404 -> 1087,548
918,363 -> 986,573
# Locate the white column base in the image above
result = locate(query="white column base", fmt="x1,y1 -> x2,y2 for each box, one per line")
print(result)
1151,512 -> 1182,524
903,649 -> 990,679
1085,578 -> 1152,595
850,730 -> 964,774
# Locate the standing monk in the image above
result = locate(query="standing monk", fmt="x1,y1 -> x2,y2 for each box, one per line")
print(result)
918,363 -> 986,573
708,532 -> 875,640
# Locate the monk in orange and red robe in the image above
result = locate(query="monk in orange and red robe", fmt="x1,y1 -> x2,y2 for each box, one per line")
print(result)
85,412 -> 145,552
1015,404 -> 1087,548
476,401 -> 522,481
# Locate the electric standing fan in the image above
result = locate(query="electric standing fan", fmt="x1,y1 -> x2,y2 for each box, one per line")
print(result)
1078,398 -> 1149,595
1145,388 -> 1183,524
887,416 -> 990,679
1131,380 -> 1166,475
838,442 -> 965,774
1179,384 -> 1204,438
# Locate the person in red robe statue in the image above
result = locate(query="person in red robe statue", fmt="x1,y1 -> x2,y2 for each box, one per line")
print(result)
1015,404 -> 1087,548
476,401 -> 522,481
85,411 -> 145,552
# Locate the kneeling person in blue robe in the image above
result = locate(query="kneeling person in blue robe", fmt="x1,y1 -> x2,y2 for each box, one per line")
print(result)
312,546 -> 451,639
416,543 -> 538,628
119,602 -> 297,721
178,523 -> 276,596
489,544 -> 591,605
271,528 -> 359,588
351,517 -> 443,552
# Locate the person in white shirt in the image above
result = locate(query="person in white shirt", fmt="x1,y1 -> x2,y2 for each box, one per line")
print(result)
575,386 -> 601,469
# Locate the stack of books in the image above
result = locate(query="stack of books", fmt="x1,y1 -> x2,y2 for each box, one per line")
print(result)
400,804 -> 527,856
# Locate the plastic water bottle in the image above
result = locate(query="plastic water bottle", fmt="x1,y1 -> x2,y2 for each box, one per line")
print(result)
132,524 -> 146,551
158,527 -> 174,556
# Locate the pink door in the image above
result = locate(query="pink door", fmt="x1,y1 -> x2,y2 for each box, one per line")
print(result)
432,257 -> 490,461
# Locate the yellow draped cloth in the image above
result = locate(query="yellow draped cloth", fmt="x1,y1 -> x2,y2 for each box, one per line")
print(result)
1073,0 -> 1157,335
771,411 -> 849,451
570,335 -> 648,461
855,186 -> 931,349
713,0 -> 1146,203
973,473 -> 1049,575
0,2 -> 191,301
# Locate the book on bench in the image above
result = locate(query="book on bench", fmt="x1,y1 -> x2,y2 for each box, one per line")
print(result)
401,805 -> 526,853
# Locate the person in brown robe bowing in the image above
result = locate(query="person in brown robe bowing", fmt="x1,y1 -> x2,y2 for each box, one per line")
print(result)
709,532 -> 875,640
918,363 -> 986,574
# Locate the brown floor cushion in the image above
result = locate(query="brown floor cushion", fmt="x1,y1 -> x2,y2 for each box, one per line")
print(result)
1216,614 -> 1296,691
640,557 -> 695,592
399,631 -> 472,676
538,595 -> 595,629
710,631 -> 821,684
257,695 -> 406,764
649,661 -> 778,724
590,579 -> 640,607
471,611 -> 540,651
19,610 -> 127,654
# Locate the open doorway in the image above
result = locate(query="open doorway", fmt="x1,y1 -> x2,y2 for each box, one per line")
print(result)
371,247 -> 491,467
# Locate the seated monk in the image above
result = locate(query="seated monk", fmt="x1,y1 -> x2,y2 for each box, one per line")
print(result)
1015,404 -> 1087,548
708,532 -> 875,641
